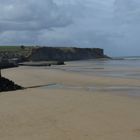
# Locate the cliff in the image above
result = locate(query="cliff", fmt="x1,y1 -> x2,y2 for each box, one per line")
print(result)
28,47 -> 106,61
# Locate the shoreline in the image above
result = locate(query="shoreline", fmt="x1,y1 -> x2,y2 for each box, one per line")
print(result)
2,64 -> 140,96
0,61 -> 140,140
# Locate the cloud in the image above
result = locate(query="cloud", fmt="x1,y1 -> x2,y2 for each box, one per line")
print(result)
37,0 -> 116,55
0,0 -> 73,32
0,0 -> 140,56
112,0 -> 140,55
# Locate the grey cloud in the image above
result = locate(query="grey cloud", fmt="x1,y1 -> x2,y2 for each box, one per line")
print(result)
112,0 -> 140,55
114,0 -> 140,25
0,0 -> 140,56
0,0 -> 73,32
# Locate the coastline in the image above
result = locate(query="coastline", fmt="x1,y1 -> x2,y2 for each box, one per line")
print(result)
1,60 -> 140,139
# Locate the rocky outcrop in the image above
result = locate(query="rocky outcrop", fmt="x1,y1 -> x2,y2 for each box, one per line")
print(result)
0,60 -> 18,69
28,47 -> 106,61
19,61 -> 64,66
0,77 -> 23,92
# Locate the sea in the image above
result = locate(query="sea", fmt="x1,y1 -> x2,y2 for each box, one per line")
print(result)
55,56 -> 140,79
49,56 -> 140,97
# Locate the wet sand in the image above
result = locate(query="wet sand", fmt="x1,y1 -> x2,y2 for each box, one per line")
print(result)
1,62 -> 140,140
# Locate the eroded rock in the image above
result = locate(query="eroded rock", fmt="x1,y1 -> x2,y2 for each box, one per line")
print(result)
0,77 -> 23,92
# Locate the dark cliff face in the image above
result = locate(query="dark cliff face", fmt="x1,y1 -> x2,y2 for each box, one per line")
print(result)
0,77 -> 23,92
28,47 -> 105,61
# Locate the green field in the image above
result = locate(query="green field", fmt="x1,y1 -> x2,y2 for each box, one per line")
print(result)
0,46 -> 33,57
0,46 -> 33,51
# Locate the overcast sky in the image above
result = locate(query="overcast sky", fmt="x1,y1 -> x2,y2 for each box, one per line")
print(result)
0,0 -> 140,56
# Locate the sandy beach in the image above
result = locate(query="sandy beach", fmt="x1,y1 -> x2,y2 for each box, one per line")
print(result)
1,61 -> 140,140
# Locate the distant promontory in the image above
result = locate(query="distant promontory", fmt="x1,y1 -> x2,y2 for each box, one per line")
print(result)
0,46 -> 109,63
27,47 -> 108,61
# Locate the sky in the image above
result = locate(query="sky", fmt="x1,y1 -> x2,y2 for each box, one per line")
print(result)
0,0 -> 140,56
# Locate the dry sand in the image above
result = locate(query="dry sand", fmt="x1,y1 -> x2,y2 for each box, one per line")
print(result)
0,65 -> 140,140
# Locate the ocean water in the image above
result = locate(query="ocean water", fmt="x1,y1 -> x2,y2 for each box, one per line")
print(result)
54,56 -> 140,79
45,56 -> 140,97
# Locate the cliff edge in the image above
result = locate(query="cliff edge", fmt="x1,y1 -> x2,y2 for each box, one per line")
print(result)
28,47 -> 107,61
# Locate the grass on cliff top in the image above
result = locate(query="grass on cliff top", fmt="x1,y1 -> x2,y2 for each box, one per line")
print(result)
0,46 -> 34,56
0,46 -> 33,51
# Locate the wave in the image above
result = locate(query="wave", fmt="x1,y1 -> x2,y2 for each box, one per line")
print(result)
123,56 -> 140,60
113,56 -> 140,60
